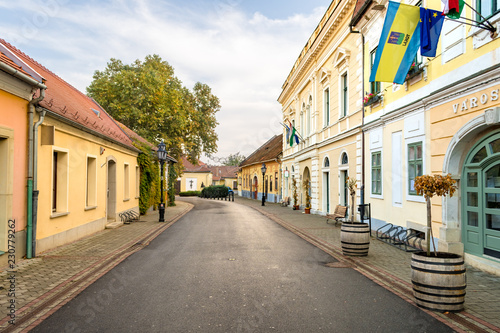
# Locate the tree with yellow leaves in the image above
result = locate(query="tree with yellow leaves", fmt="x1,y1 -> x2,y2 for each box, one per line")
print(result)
414,174 -> 457,256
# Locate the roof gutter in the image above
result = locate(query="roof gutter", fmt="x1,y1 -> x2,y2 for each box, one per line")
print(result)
0,62 -> 46,90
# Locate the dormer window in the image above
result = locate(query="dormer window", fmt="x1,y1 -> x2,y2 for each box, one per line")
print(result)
91,108 -> 101,117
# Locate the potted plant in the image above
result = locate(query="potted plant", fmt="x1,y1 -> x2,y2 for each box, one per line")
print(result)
303,179 -> 311,214
363,92 -> 380,107
406,61 -> 424,80
292,177 -> 299,210
411,174 -> 465,312
340,177 -> 370,256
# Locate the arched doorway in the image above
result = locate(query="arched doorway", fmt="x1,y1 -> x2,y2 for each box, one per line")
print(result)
323,157 -> 330,213
462,132 -> 500,259
253,176 -> 258,200
339,152 -> 349,207
303,167 -> 311,207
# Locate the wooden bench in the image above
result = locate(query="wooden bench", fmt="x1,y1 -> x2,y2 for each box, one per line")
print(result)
326,205 -> 347,226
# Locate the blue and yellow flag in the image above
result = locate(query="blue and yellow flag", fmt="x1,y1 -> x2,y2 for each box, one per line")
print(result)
369,2 -> 421,85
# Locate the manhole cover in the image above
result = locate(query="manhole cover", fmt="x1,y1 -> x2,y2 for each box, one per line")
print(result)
324,262 -> 354,268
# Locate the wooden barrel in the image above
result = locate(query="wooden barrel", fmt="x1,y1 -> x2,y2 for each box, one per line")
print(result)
340,222 -> 370,256
411,252 -> 466,312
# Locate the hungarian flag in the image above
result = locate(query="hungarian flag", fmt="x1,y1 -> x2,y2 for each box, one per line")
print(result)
288,121 -> 299,147
289,126 -> 296,147
441,0 -> 464,19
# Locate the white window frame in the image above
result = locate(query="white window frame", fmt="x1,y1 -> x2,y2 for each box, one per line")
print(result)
51,147 -> 70,218
370,150 -> 383,199
124,163 -> 130,201
85,154 -> 97,209
339,70 -> 349,119
136,166 -> 140,199
323,87 -> 330,128
405,136 -> 426,203
0,128 -> 14,254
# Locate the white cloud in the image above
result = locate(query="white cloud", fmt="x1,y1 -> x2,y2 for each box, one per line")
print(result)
0,0 -> 326,158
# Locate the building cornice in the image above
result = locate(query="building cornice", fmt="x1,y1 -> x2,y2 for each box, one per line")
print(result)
283,125 -> 362,161
278,0 -> 356,104
363,64 -> 500,131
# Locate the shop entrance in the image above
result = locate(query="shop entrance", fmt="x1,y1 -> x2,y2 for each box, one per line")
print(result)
463,132 -> 500,259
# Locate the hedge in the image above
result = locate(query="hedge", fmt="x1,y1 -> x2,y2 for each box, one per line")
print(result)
179,191 -> 201,197
200,185 -> 229,198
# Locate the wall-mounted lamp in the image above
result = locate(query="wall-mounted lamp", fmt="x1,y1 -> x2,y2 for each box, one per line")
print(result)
100,147 -> 105,155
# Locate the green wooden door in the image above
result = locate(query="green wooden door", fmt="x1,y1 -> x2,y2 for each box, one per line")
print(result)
484,164 -> 500,257
463,133 -> 500,259
463,169 -> 483,255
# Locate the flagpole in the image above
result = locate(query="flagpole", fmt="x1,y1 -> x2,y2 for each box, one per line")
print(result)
283,121 -> 305,143
444,17 -> 494,31
461,1 -> 496,31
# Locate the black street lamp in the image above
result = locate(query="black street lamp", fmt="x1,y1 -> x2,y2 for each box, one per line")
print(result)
157,140 -> 168,222
261,162 -> 267,206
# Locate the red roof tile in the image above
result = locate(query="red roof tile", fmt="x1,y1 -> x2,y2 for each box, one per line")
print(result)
0,39 -> 137,151
0,51 -> 34,79
181,156 -> 211,172
209,165 -> 238,179
240,135 -> 283,168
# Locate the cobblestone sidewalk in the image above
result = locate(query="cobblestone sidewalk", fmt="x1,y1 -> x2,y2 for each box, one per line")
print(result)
0,202 -> 193,332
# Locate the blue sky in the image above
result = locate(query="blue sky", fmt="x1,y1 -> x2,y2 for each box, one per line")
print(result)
0,0 -> 331,161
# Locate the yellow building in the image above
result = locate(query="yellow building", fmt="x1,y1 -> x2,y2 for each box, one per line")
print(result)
2,39 -> 141,255
178,156 -> 213,192
278,0 -> 363,215
210,166 -> 238,189
0,42 -> 46,266
239,135 -> 282,203
351,0 -> 500,272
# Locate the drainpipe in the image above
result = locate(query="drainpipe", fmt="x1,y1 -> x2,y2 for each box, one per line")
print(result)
31,106 -> 47,257
360,33 -> 366,207
27,87 -> 46,259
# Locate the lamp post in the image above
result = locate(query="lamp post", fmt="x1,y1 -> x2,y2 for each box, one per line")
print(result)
261,163 -> 267,206
157,141 -> 167,222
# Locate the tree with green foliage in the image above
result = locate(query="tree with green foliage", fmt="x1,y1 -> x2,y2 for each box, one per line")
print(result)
167,162 -> 177,207
224,152 -> 246,166
135,142 -> 159,215
86,55 -> 219,164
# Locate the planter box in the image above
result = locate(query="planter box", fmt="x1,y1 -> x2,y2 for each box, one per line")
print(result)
340,222 -> 370,256
363,94 -> 381,107
406,67 -> 424,81
411,251 -> 466,312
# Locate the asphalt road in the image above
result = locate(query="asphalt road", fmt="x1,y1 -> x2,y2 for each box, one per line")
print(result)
32,198 -> 454,332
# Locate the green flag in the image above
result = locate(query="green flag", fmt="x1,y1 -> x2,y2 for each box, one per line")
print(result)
289,126 -> 296,147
